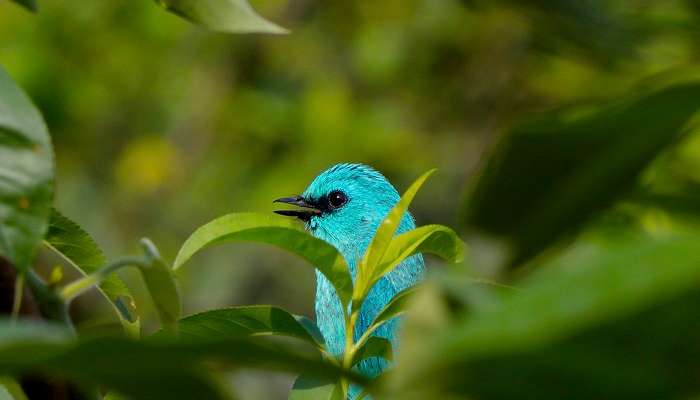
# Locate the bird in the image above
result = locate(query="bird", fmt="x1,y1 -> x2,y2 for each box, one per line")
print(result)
274,163 -> 424,398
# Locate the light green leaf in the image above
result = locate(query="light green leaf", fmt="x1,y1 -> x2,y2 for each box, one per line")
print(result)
9,0 -> 37,12
353,287 -> 417,353
0,66 -> 53,272
370,224 -> 464,289
289,375 -> 343,400
174,212 -> 353,307
367,287 -> 416,337
0,377 -> 27,400
155,0 -> 288,34
44,209 -> 139,337
354,169 -> 436,304
139,239 -> 181,334
352,336 -> 392,367
175,306 -> 326,350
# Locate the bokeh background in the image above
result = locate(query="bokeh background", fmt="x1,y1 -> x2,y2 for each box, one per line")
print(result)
3,0 -> 700,397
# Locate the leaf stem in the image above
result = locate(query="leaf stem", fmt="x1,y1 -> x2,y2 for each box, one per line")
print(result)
10,273 -> 24,322
59,257 -> 148,302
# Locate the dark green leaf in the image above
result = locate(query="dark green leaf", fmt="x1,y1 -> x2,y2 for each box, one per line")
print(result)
295,315 -> 326,347
44,209 -> 139,336
289,374 -> 343,400
9,0 -> 37,12
176,306 -> 325,349
462,82 -> 700,266
0,319 -> 357,400
352,336 -> 392,367
155,0 -> 288,34
398,234 -> 700,399
139,239 -> 181,333
0,66 -> 53,272
473,0 -> 634,63
174,212 -> 353,307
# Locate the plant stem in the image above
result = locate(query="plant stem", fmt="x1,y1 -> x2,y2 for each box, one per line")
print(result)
341,309 -> 360,397
59,257 -> 147,302
25,269 -> 74,332
353,324 -> 377,357
10,273 -> 24,322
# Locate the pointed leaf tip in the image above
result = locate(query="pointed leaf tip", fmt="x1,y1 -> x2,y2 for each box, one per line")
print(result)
156,0 -> 288,34
10,0 -> 37,12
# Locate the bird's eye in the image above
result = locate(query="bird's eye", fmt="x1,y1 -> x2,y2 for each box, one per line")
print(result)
327,191 -> 347,209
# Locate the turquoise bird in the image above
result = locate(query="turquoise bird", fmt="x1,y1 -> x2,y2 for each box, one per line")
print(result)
274,163 -> 424,396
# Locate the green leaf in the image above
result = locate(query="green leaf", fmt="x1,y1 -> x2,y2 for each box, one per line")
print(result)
353,287 -> 417,353
9,0 -> 37,12
44,209 -> 139,336
354,169 -> 436,304
174,212 -> 353,307
372,224 -> 464,288
295,315 -> 326,347
461,82 -> 700,267
367,287 -> 416,336
289,374 -> 343,400
398,234 -> 700,399
0,319 -> 357,400
0,66 -> 54,272
351,336 -> 392,367
139,239 -> 181,334
175,306 -> 326,349
155,0 -> 288,34
0,377 -> 27,400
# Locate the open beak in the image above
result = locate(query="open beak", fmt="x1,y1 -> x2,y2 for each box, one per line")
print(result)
273,195 -> 321,222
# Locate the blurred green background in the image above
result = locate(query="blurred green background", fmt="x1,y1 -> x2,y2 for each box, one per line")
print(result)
3,0 -> 700,397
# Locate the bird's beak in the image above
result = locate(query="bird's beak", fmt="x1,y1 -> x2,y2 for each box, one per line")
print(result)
273,195 -> 321,222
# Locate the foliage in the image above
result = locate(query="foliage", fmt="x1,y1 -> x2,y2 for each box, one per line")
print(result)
9,0 -> 35,13
461,82 -> 700,266
2,0 -> 700,399
154,0 -> 288,34
45,209 -> 139,336
0,66 -> 53,273
390,234 -> 700,399
174,213 -> 354,307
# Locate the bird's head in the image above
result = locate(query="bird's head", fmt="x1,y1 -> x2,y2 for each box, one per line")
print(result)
274,163 -> 406,254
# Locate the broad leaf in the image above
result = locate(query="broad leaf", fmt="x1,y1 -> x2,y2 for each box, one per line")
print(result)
155,0 -> 288,34
9,0 -> 37,12
176,306 -> 325,349
354,170 -> 436,303
395,234 -> 700,399
44,209 -> 139,336
289,374 -> 343,400
174,212 -> 353,307
351,336 -> 392,367
139,239 -> 180,334
0,66 -> 54,272
0,319 -> 358,400
462,82 -> 700,267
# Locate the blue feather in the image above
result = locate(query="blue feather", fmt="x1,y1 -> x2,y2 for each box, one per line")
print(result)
299,163 -> 425,396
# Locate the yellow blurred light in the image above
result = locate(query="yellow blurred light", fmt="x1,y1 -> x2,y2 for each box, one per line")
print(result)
115,135 -> 178,196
